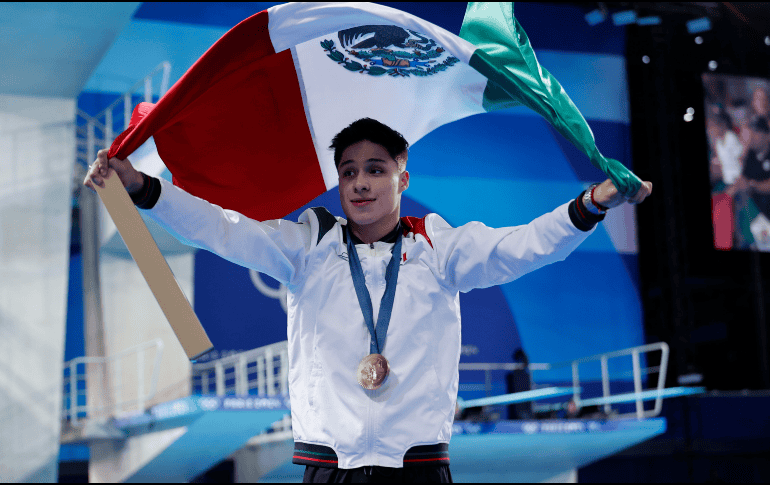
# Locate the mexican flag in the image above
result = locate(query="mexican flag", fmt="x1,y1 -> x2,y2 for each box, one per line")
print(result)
109,2 -> 641,222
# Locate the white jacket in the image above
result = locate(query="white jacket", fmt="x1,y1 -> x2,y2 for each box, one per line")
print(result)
145,178 -> 594,469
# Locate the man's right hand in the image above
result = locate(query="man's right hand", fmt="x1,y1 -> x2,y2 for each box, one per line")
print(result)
83,149 -> 144,194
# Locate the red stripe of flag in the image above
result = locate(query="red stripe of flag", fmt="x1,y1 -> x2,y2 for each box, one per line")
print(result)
109,10 -> 326,222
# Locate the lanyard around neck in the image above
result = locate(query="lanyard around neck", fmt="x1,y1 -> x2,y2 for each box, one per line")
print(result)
345,224 -> 403,355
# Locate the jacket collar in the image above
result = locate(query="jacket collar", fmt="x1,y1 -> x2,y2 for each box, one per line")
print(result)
343,221 -> 402,245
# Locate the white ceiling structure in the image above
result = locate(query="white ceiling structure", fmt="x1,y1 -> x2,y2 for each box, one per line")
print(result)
0,2 -> 141,98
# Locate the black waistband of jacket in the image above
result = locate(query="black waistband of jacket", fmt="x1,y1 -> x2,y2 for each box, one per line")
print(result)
402,443 -> 450,467
293,442 -> 449,469
293,442 -> 339,468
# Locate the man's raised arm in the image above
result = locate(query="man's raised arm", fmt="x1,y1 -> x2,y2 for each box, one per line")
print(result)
84,149 -> 313,288
429,178 -> 652,294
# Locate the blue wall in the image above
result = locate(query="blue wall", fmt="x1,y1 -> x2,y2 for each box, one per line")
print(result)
64,254 -> 84,362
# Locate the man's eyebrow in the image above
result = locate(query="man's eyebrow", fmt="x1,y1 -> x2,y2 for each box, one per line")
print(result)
338,158 -> 389,169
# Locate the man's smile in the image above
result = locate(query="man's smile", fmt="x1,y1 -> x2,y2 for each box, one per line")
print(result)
351,198 -> 376,207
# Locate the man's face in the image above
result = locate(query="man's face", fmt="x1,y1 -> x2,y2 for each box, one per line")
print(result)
337,140 -> 409,226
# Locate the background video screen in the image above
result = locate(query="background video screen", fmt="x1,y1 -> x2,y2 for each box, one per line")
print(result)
705,73 -> 770,251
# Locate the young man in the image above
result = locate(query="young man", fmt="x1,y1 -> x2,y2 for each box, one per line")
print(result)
85,118 -> 652,483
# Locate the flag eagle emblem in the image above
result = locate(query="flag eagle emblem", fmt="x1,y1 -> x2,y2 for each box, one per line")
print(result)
320,25 -> 460,77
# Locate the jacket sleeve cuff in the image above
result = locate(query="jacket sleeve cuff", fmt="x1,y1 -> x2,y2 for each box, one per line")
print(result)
568,190 -> 606,232
129,172 -> 162,210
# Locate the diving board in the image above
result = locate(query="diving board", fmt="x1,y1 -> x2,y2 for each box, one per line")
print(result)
576,386 -> 706,407
449,418 -> 667,482
458,387 -> 579,409
111,396 -> 291,483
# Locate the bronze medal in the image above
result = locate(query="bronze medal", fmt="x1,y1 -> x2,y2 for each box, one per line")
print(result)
346,224 -> 402,390
356,354 -> 390,390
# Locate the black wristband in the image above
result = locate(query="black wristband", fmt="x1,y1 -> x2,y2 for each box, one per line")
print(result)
130,172 -> 162,209
568,190 -> 605,232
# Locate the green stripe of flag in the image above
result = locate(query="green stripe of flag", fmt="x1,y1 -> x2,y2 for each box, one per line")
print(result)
460,2 -> 642,197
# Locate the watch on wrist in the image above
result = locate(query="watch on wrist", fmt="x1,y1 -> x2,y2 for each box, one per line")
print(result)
583,184 -> 607,215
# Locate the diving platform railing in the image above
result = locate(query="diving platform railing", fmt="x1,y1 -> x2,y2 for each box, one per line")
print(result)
61,339 -> 702,437
191,341 -> 290,397
61,338 -> 164,426
457,342 -> 690,419
186,340 -> 700,420
75,61 -> 171,170
563,341 -> 668,419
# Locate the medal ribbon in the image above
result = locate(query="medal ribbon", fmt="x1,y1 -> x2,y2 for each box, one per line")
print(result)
346,223 -> 403,355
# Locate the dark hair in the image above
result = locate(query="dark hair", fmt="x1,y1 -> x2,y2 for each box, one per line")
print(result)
329,118 -> 409,168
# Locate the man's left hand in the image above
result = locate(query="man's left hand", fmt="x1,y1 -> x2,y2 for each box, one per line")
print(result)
592,178 -> 653,209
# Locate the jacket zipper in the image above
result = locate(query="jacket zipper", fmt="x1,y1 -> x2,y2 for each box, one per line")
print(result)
366,247 -> 374,461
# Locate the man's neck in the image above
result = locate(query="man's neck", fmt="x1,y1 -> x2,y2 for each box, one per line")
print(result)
348,212 -> 400,245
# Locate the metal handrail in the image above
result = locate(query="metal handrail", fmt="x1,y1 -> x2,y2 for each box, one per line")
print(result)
189,341 -> 670,419
95,62 -> 171,118
74,108 -> 106,130
62,339 -> 164,425
192,341 -> 289,397
563,342 -> 669,419
75,61 -> 171,168
458,342 -> 670,419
